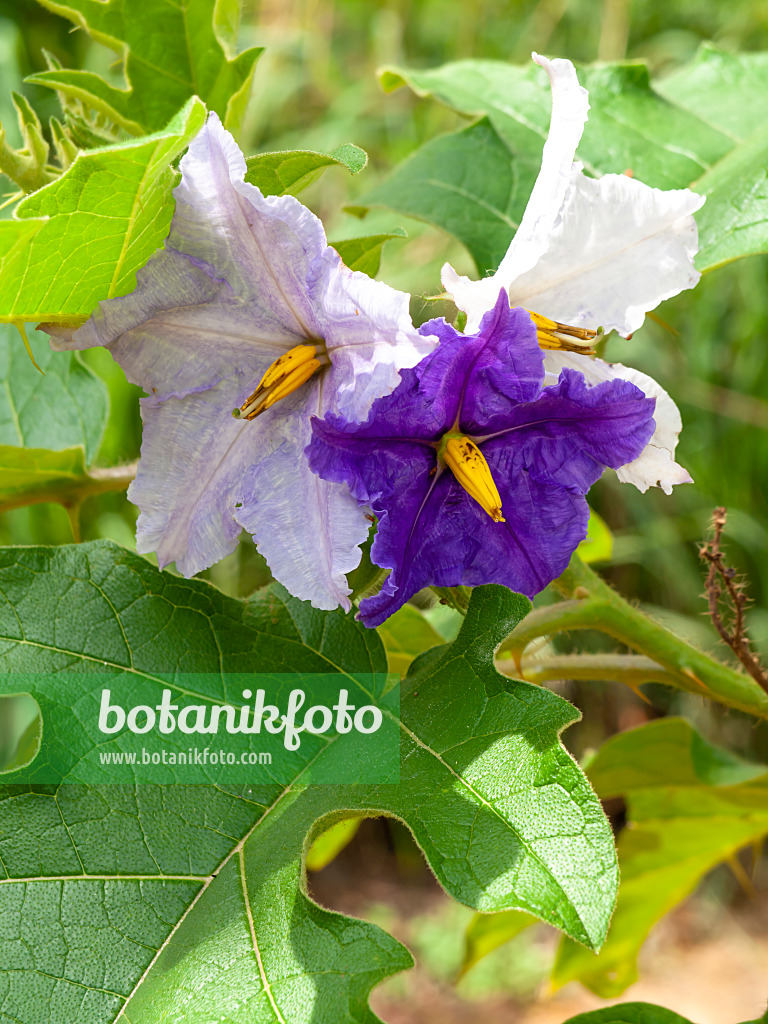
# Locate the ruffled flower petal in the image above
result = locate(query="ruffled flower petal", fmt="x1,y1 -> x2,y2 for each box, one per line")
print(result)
442,53 -> 590,329
545,351 -> 691,493
505,170 -> 704,336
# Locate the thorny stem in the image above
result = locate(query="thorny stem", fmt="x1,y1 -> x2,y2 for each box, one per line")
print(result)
503,553 -> 768,720
699,506 -> 768,694
431,585 -> 472,615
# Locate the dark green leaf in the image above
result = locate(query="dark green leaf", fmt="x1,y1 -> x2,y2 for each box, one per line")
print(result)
562,1003 -> 697,1024
355,118 -> 525,276
0,542 -> 618,1021
459,908 -> 538,977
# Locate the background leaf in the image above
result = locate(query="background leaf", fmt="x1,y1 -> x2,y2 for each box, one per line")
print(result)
0,542 -> 618,1022
29,0 -> 262,135
244,143 -> 367,196
331,230 -> 407,277
363,48 -> 768,274
553,718 -> 768,997
562,1003 -> 698,1024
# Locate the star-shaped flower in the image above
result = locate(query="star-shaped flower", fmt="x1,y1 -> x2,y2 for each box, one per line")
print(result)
309,292 -> 656,627
442,53 -> 705,494
46,114 -> 436,610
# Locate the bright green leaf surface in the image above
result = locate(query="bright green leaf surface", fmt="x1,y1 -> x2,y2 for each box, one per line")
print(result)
0,541 -> 618,1022
577,508 -> 614,565
553,718 -> 768,997
244,144 -> 367,197
30,0 -> 262,135
0,324 -> 107,462
562,1003 -> 697,1024
331,231 -> 406,278
693,121 -> 768,271
0,98 -> 205,323
656,44 -> 768,142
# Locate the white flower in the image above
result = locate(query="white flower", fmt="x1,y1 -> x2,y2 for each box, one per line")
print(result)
442,53 -> 704,494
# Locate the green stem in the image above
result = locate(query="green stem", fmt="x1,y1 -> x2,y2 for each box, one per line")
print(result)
504,652 -> 678,691
0,462 -> 138,514
505,554 -> 768,719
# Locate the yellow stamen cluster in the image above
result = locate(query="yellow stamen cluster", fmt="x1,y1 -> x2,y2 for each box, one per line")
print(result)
527,310 -> 602,354
440,434 -> 505,523
233,343 -> 328,420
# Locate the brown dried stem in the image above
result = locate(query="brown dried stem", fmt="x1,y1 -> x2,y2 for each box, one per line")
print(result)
699,507 -> 768,694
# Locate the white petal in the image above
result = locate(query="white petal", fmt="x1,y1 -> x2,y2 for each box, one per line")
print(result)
233,398 -> 369,611
544,351 -> 692,493
507,171 -> 705,336
442,53 -> 589,329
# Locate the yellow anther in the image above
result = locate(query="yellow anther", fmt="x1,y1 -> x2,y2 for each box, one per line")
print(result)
527,310 -> 602,354
440,434 -> 505,523
233,343 -> 328,420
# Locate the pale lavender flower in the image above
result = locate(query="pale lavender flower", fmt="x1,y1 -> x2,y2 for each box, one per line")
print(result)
47,114 -> 435,609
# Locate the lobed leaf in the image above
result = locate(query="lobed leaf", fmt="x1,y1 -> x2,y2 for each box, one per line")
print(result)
30,0 -> 262,136
0,541 -> 618,1022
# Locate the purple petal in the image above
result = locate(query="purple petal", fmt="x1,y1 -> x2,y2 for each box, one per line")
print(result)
455,294 -> 544,434
479,368 -> 656,492
357,455 -> 588,628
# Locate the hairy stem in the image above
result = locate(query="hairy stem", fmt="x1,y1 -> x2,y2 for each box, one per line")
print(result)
505,554 -> 768,719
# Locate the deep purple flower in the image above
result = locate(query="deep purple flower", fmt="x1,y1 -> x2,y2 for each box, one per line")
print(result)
308,292 -> 656,627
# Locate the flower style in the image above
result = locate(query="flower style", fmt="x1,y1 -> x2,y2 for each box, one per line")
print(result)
442,53 -> 705,494
309,292 -> 656,627
46,114 -> 435,610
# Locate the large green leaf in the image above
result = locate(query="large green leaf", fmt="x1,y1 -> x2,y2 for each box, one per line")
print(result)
0,97 -> 205,324
354,118 -> 526,277
553,718 -> 768,997
656,44 -> 768,142
367,48 -> 768,275
29,0 -> 262,135
0,541 -> 618,1022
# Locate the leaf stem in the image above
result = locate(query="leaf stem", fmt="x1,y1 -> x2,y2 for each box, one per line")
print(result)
505,554 -> 768,719
0,461 -> 138,514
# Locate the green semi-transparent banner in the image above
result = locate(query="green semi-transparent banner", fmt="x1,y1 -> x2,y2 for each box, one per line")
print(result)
0,673 -> 400,784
